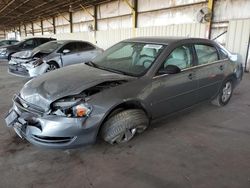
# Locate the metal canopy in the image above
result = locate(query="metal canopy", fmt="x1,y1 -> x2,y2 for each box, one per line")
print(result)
0,0 -> 113,29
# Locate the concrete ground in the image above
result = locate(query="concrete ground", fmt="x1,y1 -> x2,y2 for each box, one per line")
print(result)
0,60 -> 250,188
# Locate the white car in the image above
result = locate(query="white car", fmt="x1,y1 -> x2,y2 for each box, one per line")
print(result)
8,40 -> 103,77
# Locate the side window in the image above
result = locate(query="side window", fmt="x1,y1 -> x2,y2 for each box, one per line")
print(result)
219,48 -> 229,60
22,39 -> 35,48
195,44 -> 219,65
160,45 -> 193,71
77,42 -> 95,51
61,43 -> 77,53
38,39 -> 45,45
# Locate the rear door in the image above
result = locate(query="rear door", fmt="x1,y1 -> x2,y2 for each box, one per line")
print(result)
77,42 -> 99,62
193,43 -> 226,101
60,42 -> 83,66
151,44 -> 199,118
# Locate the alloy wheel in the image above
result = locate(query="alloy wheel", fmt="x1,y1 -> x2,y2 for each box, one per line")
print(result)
111,128 -> 137,144
221,82 -> 232,103
46,64 -> 57,72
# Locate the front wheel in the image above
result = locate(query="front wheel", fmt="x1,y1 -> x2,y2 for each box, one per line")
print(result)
101,109 -> 149,144
212,80 -> 233,107
46,62 -> 59,72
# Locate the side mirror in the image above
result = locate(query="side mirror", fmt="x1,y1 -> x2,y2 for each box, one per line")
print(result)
229,53 -> 242,62
158,65 -> 181,75
63,49 -> 70,54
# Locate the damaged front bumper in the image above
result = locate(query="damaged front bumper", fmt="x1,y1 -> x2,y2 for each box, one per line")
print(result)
8,59 -> 49,78
5,95 -> 100,149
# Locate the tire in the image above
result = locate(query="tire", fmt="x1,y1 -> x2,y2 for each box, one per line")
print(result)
8,53 -> 14,61
101,109 -> 149,144
46,62 -> 59,72
212,80 -> 233,107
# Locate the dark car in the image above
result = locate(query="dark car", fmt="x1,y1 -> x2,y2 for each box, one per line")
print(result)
5,37 -> 243,149
0,37 -> 55,60
0,39 -> 19,47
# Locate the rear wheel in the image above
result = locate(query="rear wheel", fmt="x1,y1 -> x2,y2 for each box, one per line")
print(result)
212,80 -> 233,107
46,62 -> 59,72
101,109 -> 149,144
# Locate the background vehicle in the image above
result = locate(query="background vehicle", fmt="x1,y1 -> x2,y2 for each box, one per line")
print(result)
0,37 -> 55,60
5,37 -> 243,149
0,39 -> 18,47
8,40 -> 103,77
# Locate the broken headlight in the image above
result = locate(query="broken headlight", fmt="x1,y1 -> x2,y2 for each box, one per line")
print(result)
32,58 -> 44,67
51,98 -> 92,117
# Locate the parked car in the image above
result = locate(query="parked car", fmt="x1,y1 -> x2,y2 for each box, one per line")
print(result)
5,37 -> 243,149
0,39 -> 19,47
8,40 -> 103,77
0,37 -> 55,60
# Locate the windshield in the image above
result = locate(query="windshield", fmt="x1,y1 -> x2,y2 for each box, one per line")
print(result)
92,42 -> 165,76
33,41 -> 64,53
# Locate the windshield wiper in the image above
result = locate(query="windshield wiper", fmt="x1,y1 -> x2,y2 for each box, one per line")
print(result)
85,61 -> 135,76
85,61 -> 99,68
98,66 -> 126,75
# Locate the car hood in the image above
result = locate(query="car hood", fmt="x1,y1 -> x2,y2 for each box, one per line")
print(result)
20,64 -> 132,111
12,50 -> 33,59
12,49 -> 50,59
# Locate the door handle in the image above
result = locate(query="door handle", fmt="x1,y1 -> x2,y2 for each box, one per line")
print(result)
188,73 -> 193,80
219,65 -> 224,70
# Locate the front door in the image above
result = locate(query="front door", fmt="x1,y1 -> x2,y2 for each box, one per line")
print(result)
151,45 -> 199,118
60,42 -> 83,67
77,42 -> 99,62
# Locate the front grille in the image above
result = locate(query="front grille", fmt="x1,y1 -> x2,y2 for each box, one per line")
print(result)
9,64 -> 29,76
32,135 -> 74,144
13,94 -> 45,115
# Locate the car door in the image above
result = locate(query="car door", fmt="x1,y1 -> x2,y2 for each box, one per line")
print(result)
150,45 -> 199,118
60,42 -> 83,67
193,43 -> 225,101
77,42 -> 99,62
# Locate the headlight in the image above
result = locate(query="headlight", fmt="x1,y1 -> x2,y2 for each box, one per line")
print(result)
32,58 -> 44,67
0,48 -> 7,55
52,98 -> 92,117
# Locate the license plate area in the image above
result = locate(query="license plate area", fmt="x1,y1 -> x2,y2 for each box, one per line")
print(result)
5,110 -> 18,127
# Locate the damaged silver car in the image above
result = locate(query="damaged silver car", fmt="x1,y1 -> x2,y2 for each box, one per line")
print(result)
5,37 -> 243,149
8,40 -> 103,77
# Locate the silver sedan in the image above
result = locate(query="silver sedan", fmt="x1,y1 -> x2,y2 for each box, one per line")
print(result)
8,40 -> 103,77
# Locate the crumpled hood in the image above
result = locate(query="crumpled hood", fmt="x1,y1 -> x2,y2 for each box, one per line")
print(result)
12,48 -> 49,59
12,50 -> 33,59
20,64 -> 132,111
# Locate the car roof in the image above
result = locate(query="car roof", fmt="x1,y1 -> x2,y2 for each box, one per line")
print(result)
57,40 -> 88,43
123,37 -> 213,45
24,37 -> 55,40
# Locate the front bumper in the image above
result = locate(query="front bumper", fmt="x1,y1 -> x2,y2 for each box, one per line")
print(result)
8,63 -> 30,77
8,60 -> 49,78
5,95 -> 100,149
